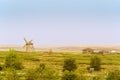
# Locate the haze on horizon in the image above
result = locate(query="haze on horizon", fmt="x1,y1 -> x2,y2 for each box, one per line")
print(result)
0,0 -> 120,46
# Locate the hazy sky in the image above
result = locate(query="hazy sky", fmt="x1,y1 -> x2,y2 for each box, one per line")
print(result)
0,0 -> 120,46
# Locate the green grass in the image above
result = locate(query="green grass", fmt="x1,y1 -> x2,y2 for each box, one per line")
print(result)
0,51 -> 120,80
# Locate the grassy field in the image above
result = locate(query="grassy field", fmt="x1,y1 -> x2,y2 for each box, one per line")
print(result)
0,51 -> 120,80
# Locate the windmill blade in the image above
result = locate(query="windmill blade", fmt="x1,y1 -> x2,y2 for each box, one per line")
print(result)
24,38 -> 28,43
29,40 -> 33,45
29,40 -> 33,43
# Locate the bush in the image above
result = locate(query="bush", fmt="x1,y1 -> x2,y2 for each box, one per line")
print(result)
62,70 -> 79,80
26,63 -> 59,80
90,55 -> 101,71
106,70 -> 120,80
63,58 -> 77,72
5,49 -> 23,70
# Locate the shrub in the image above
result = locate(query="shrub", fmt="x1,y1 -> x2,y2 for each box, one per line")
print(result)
106,70 -> 120,80
63,58 -> 77,72
90,55 -> 101,71
5,49 -> 23,70
62,70 -> 79,80
26,63 -> 59,80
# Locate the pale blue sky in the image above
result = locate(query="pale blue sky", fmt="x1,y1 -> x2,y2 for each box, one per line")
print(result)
0,0 -> 120,46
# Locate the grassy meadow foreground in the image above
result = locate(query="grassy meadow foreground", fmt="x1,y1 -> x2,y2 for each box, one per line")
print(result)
0,50 -> 120,80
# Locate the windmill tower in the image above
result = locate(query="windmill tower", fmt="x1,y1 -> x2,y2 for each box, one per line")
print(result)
23,38 -> 34,52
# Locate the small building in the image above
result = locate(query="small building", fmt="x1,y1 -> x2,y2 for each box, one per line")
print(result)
82,48 -> 94,54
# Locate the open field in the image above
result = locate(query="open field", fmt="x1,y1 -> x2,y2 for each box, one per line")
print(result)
0,51 -> 120,80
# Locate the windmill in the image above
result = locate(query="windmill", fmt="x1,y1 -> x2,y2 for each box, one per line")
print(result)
23,38 -> 34,52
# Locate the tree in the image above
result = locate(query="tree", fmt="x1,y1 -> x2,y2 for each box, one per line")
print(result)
5,49 -> 23,70
90,55 -> 101,71
63,58 -> 77,72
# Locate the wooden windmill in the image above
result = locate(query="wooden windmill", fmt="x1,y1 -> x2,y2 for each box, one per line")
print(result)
23,38 -> 34,52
